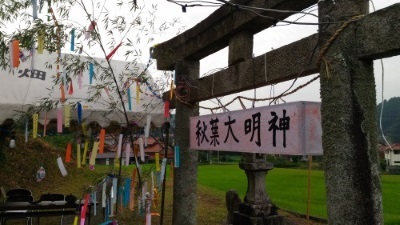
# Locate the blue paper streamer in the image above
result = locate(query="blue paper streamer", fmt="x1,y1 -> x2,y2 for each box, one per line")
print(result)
174,146 -> 180,168
123,178 -> 131,207
77,103 -> 82,124
32,0 -> 38,19
127,87 -> 132,111
70,29 -> 75,52
89,63 -> 94,84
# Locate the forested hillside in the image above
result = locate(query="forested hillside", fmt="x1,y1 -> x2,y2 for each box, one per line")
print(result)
377,97 -> 400,143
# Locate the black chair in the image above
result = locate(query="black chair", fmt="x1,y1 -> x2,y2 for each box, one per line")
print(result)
38,194 -> 66,225
2,189 -> 33,225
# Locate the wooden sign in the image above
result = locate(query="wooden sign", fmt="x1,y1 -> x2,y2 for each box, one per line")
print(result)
190,101 -> 322,155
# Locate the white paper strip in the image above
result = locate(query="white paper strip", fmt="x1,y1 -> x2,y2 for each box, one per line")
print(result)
139,137 -> 145,162
117,134 -> 123,158
102,178 -> 107,208
160,158 -> 167,181
145,115 -> 151,138
57,157 -> 68,176
125,143 -> 131,166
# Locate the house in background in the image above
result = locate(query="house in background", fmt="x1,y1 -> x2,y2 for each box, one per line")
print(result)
379,143 -> 400,166
93,137 -> 173,165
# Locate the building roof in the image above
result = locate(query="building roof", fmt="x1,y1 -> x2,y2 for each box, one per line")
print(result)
378,143 -> 400,151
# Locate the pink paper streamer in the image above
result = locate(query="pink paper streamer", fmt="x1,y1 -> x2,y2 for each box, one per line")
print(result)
57,108 -> 63,133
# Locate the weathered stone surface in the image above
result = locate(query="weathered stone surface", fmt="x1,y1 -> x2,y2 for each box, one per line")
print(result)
153,0 -> 318,70
318,0 -> 383,224
226,189 -> 242,224
357,3 -> 400,59
172,60 -> 199,225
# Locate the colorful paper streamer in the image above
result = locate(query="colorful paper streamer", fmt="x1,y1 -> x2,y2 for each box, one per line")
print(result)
145,115 -> 151,138
70,28 -> 75,51
164,100 -> 170,118
125,142 -> 131,166
106,42 -> 122,61
57,108 -> 63,133
89,141 -> 99,169
127,87 -> 132,111
89,63 -> 94,84
57,157 -> 68,176
77,144 -> 81,168
65,142 -> 72,163
64,104 -> 71,128
174,146 -> 180,168
80,194 -> 90,225
12,40 -> 20,68
82,140 -> 89,165
32,114 -> 38,139
139,137 -> 145,162
77,103 -> 82,124
98,129 -> 106,154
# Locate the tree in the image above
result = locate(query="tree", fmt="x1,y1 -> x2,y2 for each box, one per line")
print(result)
0,0 -> 182,220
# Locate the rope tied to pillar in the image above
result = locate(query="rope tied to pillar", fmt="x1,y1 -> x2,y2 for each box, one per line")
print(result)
317,14 -> 365,69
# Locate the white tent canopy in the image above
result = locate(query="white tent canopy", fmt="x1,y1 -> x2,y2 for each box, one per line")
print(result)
0,50 -> 166,127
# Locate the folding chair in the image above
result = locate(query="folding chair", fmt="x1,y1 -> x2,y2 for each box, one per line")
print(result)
2,191 -> 33,225
38,194 -> 66,225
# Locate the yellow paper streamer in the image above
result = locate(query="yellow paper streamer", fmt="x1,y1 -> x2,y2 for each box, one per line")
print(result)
155,153 -> 160,172
77,144 -> 81,168
64,104 -> 71,128
32,114 -> 38,139
169,79 -> 174,100
73,216 -> 78,225
89,141 -> 99,166
136,82 -> 140,105
82,140 -> 89,165
37,31 -> 44,54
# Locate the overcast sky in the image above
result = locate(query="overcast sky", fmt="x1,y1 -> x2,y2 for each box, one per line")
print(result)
149,0 -> 400,112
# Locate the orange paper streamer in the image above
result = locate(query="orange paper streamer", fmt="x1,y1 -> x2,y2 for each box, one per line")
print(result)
98,129 -> 106,154
65,142 -> 72,162
60,84 -> 66,103
12,40 -> 20,68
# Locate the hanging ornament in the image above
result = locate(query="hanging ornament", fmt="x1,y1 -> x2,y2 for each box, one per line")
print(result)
36,166 -> 46,182
70,28 -> 75,52
98,129 -> 106,154
37,31 -> 44,54
57,157 -> 68,176
136,82 -> 140,105
106,42 -> 122,61
9,135 -> 16,148
138,137 -> 145,162
57,107 -> 63,133
77,102 -> 82,124
164,100 -> 170,118
127,87 -> 132,111
174,146 -> 180,168
89,141 -> 99,170
64,104 -> 71,128
65,142 -> 72,163
68,81 -> 74,95
85,21 -> 97,40
89,63 -> 94,84
155,153 -> 160,171
32,113 -> 39,139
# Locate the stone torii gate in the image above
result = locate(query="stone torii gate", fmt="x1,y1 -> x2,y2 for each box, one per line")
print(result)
152,1 -> 400,224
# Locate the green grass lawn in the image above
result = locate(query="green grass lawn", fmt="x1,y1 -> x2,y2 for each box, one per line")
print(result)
197,164 -> 400,224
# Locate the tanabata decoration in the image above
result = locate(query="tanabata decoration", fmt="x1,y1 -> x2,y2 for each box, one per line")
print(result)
70,28 -> 75,52
160,158 -> 167,181
102,178 -> 107,208
12,40 -> 20,68
145,115 -> 151,138
85,21 -> 97,40
77,144 -> 81,168
82,140 -> 89,165
115,134 -> 123,166
57,107 -> 63,133
89,63 -> 94,84
57,157 -> 68,176
98,129 -> 106,154
80,194 -> 90,225
123,178 -> 131,207
32,0 -> 38,19
174,146 -> 180,168
64,104 -> 71,128
139,137 -> 145,162
25,120 -> 28,143
32,114 -> 38,138
127,87 -> 132,111
36,166 -> 46,182
125,143 -> 131,166
68,82 -> 74,95
43,112 -> 47,137
136,82 -> 140,105
77,102 -> 82,124
164,100 -> 170,118
73,216 -> 79,225
106,42 -> 122,61
65,142 -> 72,163
37,31 -> 44,54
89,141 -> 99,170
92,191 -> 97,216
